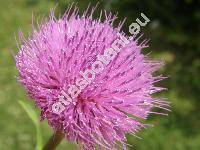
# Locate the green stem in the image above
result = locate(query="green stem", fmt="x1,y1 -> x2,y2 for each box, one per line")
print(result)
43,130 -> 64,150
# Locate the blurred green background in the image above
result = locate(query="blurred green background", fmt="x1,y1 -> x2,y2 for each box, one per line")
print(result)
0,0 -> 199,149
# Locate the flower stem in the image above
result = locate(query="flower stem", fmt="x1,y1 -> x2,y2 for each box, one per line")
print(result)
43,130 -> 64,150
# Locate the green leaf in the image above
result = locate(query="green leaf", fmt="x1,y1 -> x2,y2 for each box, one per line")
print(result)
19,101 -> 43,150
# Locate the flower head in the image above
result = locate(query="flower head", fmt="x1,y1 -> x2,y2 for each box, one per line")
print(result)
16,4 -> 169,150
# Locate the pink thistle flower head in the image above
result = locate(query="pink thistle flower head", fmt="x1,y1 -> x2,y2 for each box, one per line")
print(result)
16,4 -> 169,150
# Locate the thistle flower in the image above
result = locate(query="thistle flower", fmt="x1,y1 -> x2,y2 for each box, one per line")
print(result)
16,4 -> 169,150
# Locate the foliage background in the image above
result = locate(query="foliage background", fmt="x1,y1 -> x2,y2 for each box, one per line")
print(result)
0,0 -> 199,149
